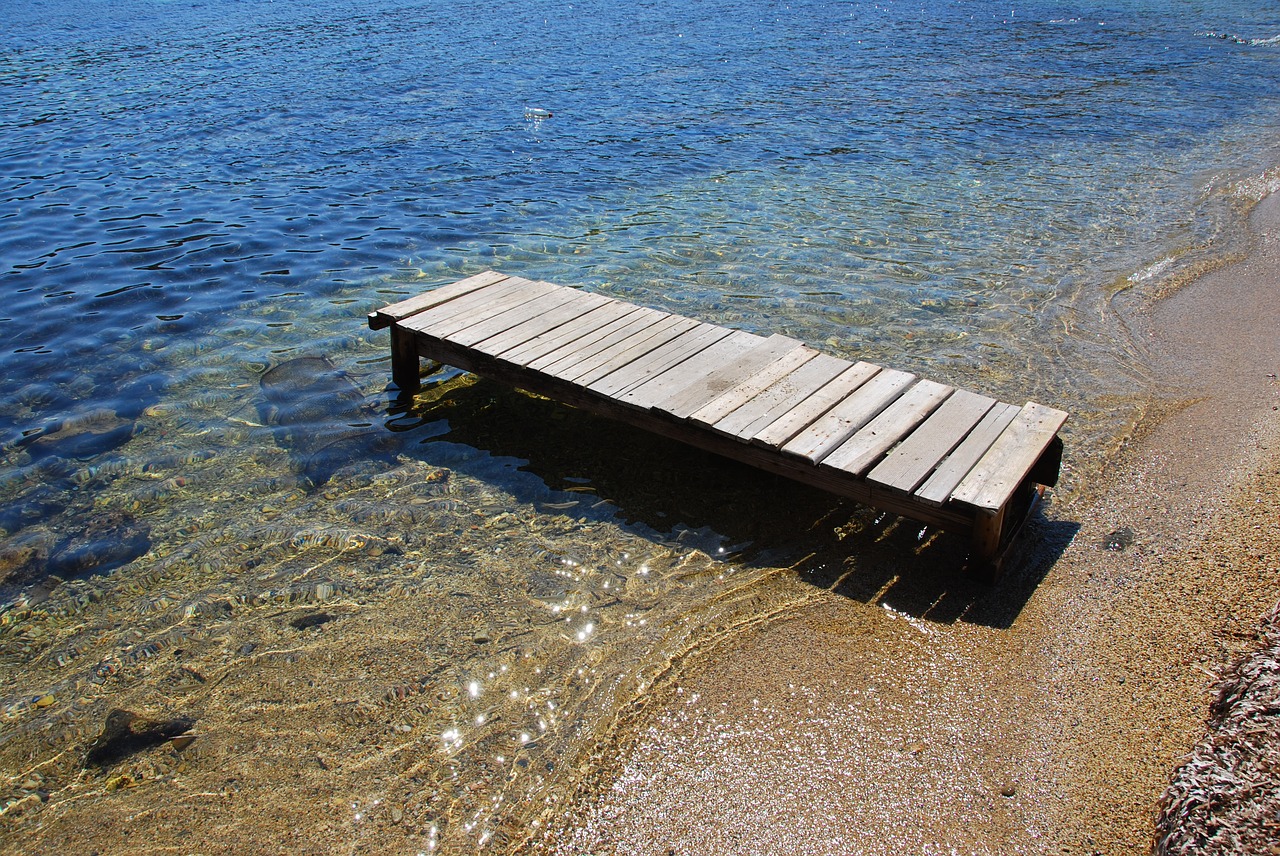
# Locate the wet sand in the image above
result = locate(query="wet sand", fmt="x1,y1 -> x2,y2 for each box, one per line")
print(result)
536,195 -> 1280,855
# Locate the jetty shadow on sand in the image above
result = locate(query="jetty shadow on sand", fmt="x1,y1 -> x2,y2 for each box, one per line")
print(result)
392,377 -> 1074,629
802,511 -> 1077,629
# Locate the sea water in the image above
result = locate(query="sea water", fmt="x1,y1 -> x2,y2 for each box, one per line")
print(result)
2,0 -> 1279,851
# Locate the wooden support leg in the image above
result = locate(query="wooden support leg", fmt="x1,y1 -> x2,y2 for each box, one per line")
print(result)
390,327 -> 421,395
969,504 -> 1007,581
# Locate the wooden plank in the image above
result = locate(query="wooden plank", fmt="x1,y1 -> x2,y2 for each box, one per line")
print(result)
502,300 -> 639,367
656,333 -> 807,419
560,315 -> 698,386
950,402 -> 1070,513
687,345 -> 820,428
474,289 -> 613,358
713,353 -> 850,442
400,331 -> 978,532
619,330 -> 762,409
533,307 -> 670,375
751,361 -> 881,449
914,402 -> 1020,506
589,323 -> 733,398
821,380 -> 954,476
368,270 -> 508,330
400,275 -> 537,335
780,368 -> 916,464
867,389 -> 997,493
450,284 -> 585,348
372,273 -> 1072,552
412,278 -> 557,340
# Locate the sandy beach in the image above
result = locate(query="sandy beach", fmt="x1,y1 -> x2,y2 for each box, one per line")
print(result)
535,195 -> 1280,855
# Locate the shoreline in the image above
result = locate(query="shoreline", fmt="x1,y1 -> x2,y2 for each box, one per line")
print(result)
536,197 -> 1280,854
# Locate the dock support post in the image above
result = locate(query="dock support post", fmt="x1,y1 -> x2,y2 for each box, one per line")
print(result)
390,327 -> 421,395
970,505 -> 1006,579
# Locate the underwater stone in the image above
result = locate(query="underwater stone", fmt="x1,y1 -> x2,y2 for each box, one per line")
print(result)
259,356 -> 399,487
84,708 -> 196,769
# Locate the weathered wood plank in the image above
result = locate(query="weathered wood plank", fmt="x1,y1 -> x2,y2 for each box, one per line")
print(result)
368,270 -> 509,330
821,380 -> 954,477
656,333 -> 807,419
781,368 -> 916,464
398,330 -> 978,532
950,402 -> 1070,513
569,316 -> 703,387
373,272 -> 1070,568
589,323 -> 733,398
687,344 -> 820,428
751,361 -> 881,449
867,389 -> 997,493
400,275 -> 536,335
502,301 -> 640,367
474,289 -> 613,357
619,330 -> 762,409
451,284 -> 586,348
713,353 -> 851,442
914,402 -> 1020,506
530,307 -> 668,374
412,278 -> 557,340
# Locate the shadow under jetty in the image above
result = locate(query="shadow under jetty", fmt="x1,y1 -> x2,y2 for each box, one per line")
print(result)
391,375 -> 1070,629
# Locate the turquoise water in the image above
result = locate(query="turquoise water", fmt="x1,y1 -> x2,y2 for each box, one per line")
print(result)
2,0 -> 1280,850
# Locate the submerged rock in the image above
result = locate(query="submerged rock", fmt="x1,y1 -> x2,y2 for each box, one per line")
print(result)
0,528 -> 59,586
18,409 -> 138,462
1102,526 -> 1135,552
259,356 -> 398,487
289,611 -> 337,630
0,511 -> 149,589
84,709 -> 196,769
46,510 -> 151,579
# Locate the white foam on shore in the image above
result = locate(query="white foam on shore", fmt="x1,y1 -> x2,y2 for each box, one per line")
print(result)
1128,255 -> 1175,283
1229,165 -> 1280,203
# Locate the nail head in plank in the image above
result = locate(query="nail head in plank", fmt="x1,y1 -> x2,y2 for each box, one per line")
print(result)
688,344 -> 821,428
914,402 -> 1021,506
821,380 -> 954,476
781,368 -> 916,464
867,389 -> 997,493
657,333 -> 806,419
950,402 -> 1070,513
368,270 -> 508,330
750,360 -> 881,449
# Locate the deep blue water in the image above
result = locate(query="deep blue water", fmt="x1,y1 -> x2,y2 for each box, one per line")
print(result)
4,0 -> 1280,404
2,1 -> 1280,850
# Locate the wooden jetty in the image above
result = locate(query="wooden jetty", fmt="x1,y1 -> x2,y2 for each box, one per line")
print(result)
369,271 -> 1067,576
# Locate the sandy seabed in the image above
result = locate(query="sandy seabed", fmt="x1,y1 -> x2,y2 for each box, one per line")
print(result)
535,196 -> 1280,855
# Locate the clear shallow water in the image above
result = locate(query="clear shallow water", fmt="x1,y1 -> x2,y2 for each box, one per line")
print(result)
2,0 -> 1280,850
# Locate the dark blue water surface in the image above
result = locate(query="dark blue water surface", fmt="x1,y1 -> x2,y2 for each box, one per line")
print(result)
2,0 -> 1280,851
4,0 -> 1279,395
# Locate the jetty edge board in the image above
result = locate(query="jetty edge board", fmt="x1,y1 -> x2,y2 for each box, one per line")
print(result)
369,271 -> 1068,576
